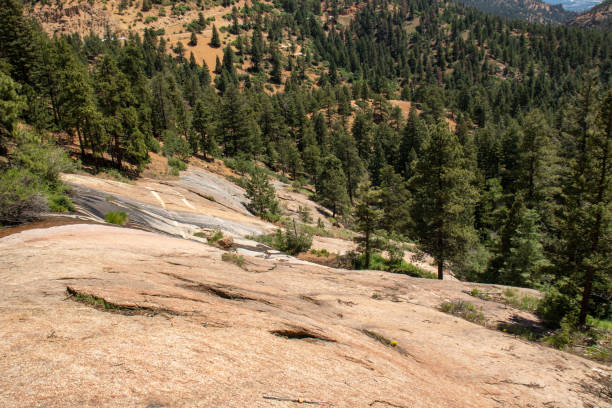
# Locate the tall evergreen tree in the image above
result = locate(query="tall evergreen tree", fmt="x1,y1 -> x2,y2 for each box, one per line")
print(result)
410,122 -> 477,279
218,85 -> 261,157
379,165 -> 411,234
317,155 -> 349,218
558,89 -> 612,326
246,167 -> 280,220
192,94 -> 219,159
210,24 -> 221,48
189,31 -> 198,47
354,179 -> 383,269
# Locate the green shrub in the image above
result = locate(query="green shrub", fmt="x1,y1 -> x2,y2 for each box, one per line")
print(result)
223,157 -> 255,175
470,288 -> 490,300
439,300 -> 485,324
537,284 -> 578,328
586,345 -> 612,361
207,229 -> 224,244
168,156 -> 187,171
48,193 -> 75,212
252,226 -> 313,255
543,317 -> 572,349
349,251 -> 436,279
221,252 -> 245,267
392,261 -> 437,279
298,205 -> 313,223
587,316 -> 612,331
162,130 -> 192,160
503,289 -> 539,313
105,211 -> 129,226
310,248 -> 330,257
0,168 -> 47,224
282,227 -> 312,254
14,142 -> 75,185
147,137 -> 161,154
171,3 -> 190,15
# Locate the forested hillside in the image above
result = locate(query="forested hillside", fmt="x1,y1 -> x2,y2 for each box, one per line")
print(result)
1,0 -> 611,341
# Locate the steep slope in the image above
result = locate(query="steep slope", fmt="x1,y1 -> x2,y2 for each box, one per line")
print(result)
1,224 -> 610,407
568,0 -> 612,29
29,0 -> 245,71
454,0 -> 576,24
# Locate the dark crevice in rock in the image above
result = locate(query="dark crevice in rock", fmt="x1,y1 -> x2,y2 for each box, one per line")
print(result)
184,284 -> 254,301
66,286 -> 182,317
271,328 -> 335,342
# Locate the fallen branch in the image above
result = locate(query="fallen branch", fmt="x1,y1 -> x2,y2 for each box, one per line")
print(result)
263,395 -> 332,405
500,379 -> 544,389
369,400 -> 407,408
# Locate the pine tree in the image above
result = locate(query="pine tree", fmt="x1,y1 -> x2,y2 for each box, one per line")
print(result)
210,24 -> 221,48
378,165 -> 411,234
250,29 -> 264,72
354,179 -> 383,269
399,107 -> 427,177
245,167 -> 280,220
270,49 -> 282,84
231,6 -> 240,35
328,60 -> 339,85
317,155 -> 349,218
517,110 -> 558,212
221,45 -> 237,82
218,85 -> 261,157
192,96 -> 219,158
557,89 -> 612,326
410,122 -> 477,279
214,56 -> 222,74
332,126 -> 364,204
174,41 -> 186,62
199,59 -> 211,86
498,202 -> 550,286
189,31 -> 198,47
351,113 -> 372,160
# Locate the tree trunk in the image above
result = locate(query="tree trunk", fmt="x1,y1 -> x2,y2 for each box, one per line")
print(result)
114,133 -> 122,169
578,266 -> 594,326
365,229 -> 370,269
437,260 -> 444,280
76,124 -> 85,159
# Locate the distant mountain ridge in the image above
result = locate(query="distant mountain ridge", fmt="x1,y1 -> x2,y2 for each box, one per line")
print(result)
454,0 -> 577,24
568,0 -> 612,28
544,1 -> 603,12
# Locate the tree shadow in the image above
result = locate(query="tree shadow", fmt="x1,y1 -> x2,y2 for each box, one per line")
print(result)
497,314 -> 549,341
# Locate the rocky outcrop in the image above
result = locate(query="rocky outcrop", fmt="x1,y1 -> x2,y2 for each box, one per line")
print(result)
568,0 -> 612,30
31,3 -> 119,38
1,224 -> 610,407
